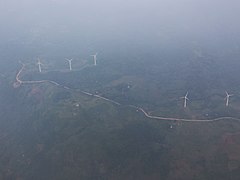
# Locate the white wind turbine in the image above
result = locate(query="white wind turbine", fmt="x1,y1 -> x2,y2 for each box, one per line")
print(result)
180,92 -> 189,108
225,91 -> 233,107
90,53 -> 97,66
37,58 -> 43,73
65,58 -> 73,71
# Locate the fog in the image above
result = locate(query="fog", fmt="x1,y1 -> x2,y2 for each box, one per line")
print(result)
2,1 -> 240,179
1,0 -> 240,42
1,0 -> 240,71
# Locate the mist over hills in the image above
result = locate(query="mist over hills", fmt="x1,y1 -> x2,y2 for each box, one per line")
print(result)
1,0 -> 240,179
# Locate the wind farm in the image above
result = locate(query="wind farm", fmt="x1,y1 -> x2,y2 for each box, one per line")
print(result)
14,55 -> 240,122
1,1 -> 240,179
2,48 -> 240,180
5,53 -> 240,180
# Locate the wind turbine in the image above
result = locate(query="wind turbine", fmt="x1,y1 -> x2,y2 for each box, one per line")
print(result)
90,53 -> 97,66
225,91 -> 233,107
180,92 -> 189,108
37,58 -> 43,73
65,58 -> 73,71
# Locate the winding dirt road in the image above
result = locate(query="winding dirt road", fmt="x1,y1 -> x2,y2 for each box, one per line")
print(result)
15,63 -> 240,123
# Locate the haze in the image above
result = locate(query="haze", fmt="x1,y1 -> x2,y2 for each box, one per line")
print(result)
1,0 -> 240,45
2,1 -> 240,179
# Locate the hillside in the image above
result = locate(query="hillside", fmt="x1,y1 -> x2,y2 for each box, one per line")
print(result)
1,71 -> 240,179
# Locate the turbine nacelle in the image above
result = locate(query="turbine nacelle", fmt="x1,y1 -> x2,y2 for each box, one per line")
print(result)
225,91 -> 234,97
180,92 -> 189,100
37,58 -> 43,64
65,58 -> 73,62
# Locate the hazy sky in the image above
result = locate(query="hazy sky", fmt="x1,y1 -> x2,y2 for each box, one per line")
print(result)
0,0 -> 240,52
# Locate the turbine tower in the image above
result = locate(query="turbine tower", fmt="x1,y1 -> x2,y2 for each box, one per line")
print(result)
65,58 -> 73,71
90,53 -> 97,66
225,91 -> 233,107
37,58 -> 43,73
181,92 -> 189,108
